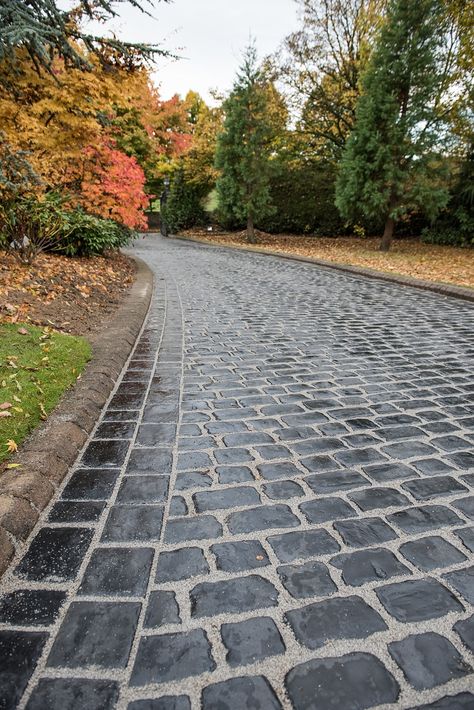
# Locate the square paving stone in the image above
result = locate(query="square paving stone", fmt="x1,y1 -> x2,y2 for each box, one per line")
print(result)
268,529 -> 340,562
25,679 -> 119,710
136,423 -> 177,446
170,496 -> 188,516
47,601 -> 140,668
211,540 -> 270,572
388,632 -> 472,690
433,435 -> 472,452
128,697 -> 190,710
412,458 -> 455,476
399,535 -> 467,571
127,449 -> 173,476
81,440 -> 129,468
291,437 -> 346,456
285,652 -> 399,710
0,589 -> 66,626
202,676 -> 281,710
95,421 -> 136,439
363,462 -> 418,482
130,629 -> 215,685
448,451 -> 474,469
61,469 -> 120,500
216,465 -> 254,484
0,630 -> 48,709
116,476 -> 169,504
190,575 -> 278,618
376,578 -> 464,622
278,560 -> 336,599
254,444 -> 292,460
410,692 -> 474,708
285,595 -> 387,650
455,526 -> 474,552
164,515 -> 222,543
256,461 -> 302,481
214,447 -> 254,464
178,435 -> 215,451
299,497 -> 356,524
348,487 -> 410,511
221,617 -> 285,667
382,441 -> 438,460
175,471 -> 213,490
376,425 -> 426,441
48,500 -> 106,523
79,547 -> 153,596
334,447 -> 388,467
330,547 -> 410,586
305,470 -> 368,494
454,614 -> 474,653
193,486 -> 260,512
103,409 -> 139,422
142,403 -> 179,423
387,505 -> 464,533
299,455 -> 340,473
15,527 -> 93,582
101,506 -> 164,542
334,517 -> 397,548
402,476 -> 468,501
226,504 -> 300,534
263,480 -> 304,499
143,590 -> 181,628
156,547 -> 209,583
177,451 -> 212,471
443,566 -> 474,604
452,496 -> 474,520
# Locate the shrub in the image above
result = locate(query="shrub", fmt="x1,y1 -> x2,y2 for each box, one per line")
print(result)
162,168 -> 208,233
0,194 -> 135,262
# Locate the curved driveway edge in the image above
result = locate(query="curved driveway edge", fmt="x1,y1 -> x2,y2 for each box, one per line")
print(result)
171,233 -> 474,303
0,255 -> 154,577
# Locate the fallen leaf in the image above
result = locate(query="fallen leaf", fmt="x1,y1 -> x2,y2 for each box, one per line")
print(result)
17,327 -> 28,335
6,439 -> 18,453
6,463 -> 21,469
0,402 -> 12,410
255,555 -> 264,560
0,411 -> 12,418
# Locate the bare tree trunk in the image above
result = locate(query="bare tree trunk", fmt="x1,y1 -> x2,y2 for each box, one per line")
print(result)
247,213 -> 256,244
380,214 -> 395,251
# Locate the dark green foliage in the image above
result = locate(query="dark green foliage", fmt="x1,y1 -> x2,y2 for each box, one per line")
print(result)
0,193 -> 134,262
335,0 -> 450,250
259,159 -> 346,235
422,148 -> 474,247
215,43 -> 276,243
161,168 -> 208,233
0,0 -> 171,75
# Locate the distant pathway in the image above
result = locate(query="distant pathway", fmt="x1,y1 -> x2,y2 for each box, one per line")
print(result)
1,233 -> 474,709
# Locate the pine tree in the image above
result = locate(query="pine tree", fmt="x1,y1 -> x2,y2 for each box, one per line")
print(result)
215,43 -> 276,243
335,0 -> 450,251
0,0 -> 171,74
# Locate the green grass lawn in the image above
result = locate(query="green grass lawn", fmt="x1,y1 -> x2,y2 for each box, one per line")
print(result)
0,323 -> 91,462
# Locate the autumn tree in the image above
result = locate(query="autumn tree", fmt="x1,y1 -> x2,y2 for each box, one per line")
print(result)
335,0 -> 453,251
215,43 -> 282,243
276,0 -> 386,162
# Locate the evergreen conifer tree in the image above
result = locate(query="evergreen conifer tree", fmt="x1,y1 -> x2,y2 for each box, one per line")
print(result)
215,43 -> 276,243
335,0 -> 450,250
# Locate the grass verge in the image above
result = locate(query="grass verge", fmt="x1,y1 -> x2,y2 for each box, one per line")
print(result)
0,323 -> 91,462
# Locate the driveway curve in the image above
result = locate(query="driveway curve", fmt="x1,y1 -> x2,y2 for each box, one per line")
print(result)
1,233 -> 474,710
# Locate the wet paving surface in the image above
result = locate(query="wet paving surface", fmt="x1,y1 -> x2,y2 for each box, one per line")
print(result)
1,233 -> 474,709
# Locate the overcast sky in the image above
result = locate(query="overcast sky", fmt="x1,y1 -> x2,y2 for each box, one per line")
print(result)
84,0 -> 300,102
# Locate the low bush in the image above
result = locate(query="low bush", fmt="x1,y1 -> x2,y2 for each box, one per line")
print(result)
162,168 -> 208,233
0,194 -> 135,262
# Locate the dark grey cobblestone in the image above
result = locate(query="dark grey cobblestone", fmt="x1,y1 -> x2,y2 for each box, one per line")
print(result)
1,233 -> 474,709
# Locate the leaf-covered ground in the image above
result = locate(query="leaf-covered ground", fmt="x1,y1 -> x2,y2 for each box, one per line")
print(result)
0,323 -> 91,463
0,250 -> 135,336
183,231 -> 474,290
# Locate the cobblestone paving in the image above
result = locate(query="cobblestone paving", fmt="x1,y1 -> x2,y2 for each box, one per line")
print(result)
1,233 -> 474,709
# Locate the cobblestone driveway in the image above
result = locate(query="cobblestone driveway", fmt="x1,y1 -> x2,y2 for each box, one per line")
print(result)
1,234 -> 474,710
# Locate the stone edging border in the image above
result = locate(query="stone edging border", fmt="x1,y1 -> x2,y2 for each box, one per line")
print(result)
0,255 -> 154,576
171,233 -> 474,304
